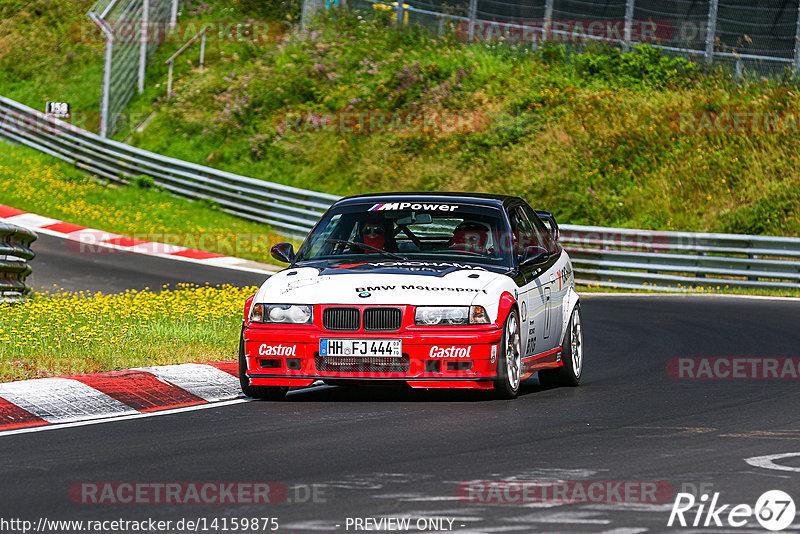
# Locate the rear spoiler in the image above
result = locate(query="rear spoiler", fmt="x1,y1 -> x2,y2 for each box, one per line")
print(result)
534,210 -> 559,243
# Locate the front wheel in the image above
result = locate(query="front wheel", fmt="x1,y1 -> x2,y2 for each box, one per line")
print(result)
538,305 -> 583,387
493,309 -> 522,399
239,330 -> 288,400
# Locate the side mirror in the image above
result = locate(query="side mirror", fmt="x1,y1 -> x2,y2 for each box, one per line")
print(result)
520,246 -> 549,267
271,242 -> 295,264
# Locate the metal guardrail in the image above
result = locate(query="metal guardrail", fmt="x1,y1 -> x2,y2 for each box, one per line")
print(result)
561,225 -> 800,292
1,95 -> 798,292
0,223 -> 37,303
0,96 -> 340,236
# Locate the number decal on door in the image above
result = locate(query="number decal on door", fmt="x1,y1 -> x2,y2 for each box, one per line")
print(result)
543,286 -> 551,339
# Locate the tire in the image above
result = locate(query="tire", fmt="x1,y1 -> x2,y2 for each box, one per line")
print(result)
538,305 -> 583,387
493,308 -> 522,399
239,329 -> 288,400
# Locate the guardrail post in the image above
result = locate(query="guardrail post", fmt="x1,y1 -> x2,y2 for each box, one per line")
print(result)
200,29 -> 206,69
163,26 -> 209,94
543,0 -> 554,42
138,0 -> 149,94
468,0 -> 478,42
623,0 -> 635,51
396,1 -> 405,29
167,61 -> 174,93
170,0 -> 178,30
794,0 -> 800,74
705,0 -> 718,65
90,12 -> 114,138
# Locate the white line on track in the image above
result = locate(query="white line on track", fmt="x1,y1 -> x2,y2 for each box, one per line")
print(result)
0,398 -> 252,438
745,452 -> 800,472
580,292 -> 800,302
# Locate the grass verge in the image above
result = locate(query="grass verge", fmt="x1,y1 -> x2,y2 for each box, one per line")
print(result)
123,12 -> 800,237
4,3 -> 800,238
0,140 -> 296,264
0,284 -> 255,382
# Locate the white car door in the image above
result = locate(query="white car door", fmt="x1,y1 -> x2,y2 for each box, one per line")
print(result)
508,205 -> 558,358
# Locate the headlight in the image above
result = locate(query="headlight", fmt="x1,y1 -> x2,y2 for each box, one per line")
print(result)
250,304 -> 313,324
414,306 -> 490,326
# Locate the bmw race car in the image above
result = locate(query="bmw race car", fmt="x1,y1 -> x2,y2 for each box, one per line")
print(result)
240,192 -> 582,400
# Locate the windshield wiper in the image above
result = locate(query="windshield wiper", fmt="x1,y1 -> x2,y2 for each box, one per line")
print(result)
324,239 -> 407,261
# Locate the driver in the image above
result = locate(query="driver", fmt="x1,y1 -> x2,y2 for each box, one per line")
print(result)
449,221 -> 490,254
360,218 -> 394,251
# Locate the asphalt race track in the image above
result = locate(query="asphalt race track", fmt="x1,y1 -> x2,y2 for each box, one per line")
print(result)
2,235 -> 799,532
27,233 -> 269,291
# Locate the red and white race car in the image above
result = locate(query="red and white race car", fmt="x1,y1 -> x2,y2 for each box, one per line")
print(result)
240,192 -> 582,399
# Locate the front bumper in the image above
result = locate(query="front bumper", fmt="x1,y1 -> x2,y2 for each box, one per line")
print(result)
243,324 -> 503,390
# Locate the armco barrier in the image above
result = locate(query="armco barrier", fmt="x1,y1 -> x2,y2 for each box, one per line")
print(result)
0,96 -> 339,237
0,223 -> 37,302
1,95 -> 798,292
561,225 -> 800,292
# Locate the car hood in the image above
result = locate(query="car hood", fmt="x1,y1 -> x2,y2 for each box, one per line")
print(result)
254,262 -> 510,306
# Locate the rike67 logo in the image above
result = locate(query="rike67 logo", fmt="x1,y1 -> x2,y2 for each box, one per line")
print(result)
668,490 -> 796,531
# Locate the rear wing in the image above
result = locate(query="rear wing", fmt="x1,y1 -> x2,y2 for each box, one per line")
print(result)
534,210 -> 560,243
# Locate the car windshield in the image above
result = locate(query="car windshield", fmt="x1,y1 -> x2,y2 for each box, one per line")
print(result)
294,201 -> 513,269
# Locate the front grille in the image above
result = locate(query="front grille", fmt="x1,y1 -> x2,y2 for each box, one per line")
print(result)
315,354 -> 410,373
363,307 -> 402,331
323,307 -> 360,331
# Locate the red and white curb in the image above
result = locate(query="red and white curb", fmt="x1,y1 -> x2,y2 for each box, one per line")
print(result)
0,205 -> 280,275
0,361 -> 242,432
0,206 -> 288,435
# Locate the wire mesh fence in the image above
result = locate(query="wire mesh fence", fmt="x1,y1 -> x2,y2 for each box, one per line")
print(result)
87,0 -> 180,137
311,0 -> 800,77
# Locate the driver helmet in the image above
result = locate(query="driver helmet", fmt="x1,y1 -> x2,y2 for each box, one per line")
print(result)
362,218 -> 387,250
450,221 -> 490,254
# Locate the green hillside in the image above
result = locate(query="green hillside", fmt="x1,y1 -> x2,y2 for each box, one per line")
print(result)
1,3 -> 799,236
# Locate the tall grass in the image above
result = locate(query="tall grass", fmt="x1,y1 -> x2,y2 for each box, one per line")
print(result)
0,284 -> 256,381
2,3 -> 799,236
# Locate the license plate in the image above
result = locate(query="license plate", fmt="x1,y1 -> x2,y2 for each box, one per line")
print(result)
320,339 -> 402,358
